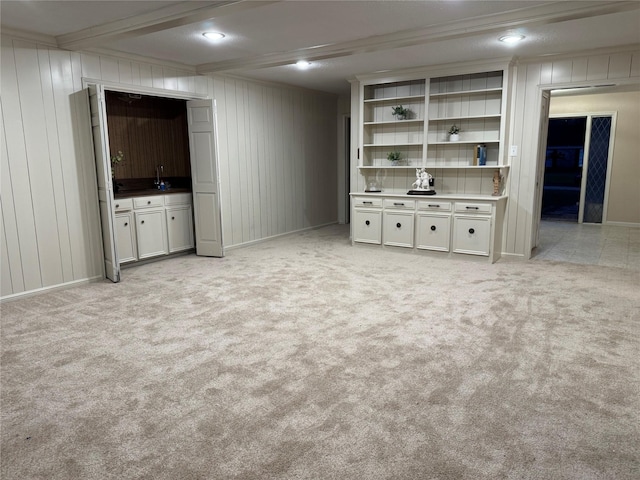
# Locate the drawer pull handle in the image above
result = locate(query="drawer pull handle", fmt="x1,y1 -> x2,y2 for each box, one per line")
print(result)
469,228 -> 475,234
466,206 -> 479,210
430,225 -> 436,231
363,201 -> 373,205
365,220 -> 370,226
396,223 -> 402,228
394,202 -> 405,206
124,222 -> 128,227
428,204 -> 440,208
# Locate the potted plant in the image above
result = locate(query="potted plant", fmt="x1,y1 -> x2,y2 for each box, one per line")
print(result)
448,124 -> 460,142
391,105 -> 409,120
110,150 -> 125,193
387,151 -> 402,166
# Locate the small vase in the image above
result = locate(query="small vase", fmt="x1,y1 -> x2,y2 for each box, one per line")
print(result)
449,134 -> 459,142
391,160 -> 399,166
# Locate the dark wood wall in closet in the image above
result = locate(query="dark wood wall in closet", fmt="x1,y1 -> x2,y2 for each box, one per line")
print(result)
105,92 -> 191,179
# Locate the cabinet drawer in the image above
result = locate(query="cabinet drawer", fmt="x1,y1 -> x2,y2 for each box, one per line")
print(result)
383,199 -> 415,210
417,200 -> 451,212
353,210 -> 382,244
134,196 -> 164,209
353,197 -> 382,208
164,193 -> 192,206
416,213 -> 451,252
454,202 -> 492,215
383,211 -> 414,248
114,198 -> 133,212
453,215 -> 491,256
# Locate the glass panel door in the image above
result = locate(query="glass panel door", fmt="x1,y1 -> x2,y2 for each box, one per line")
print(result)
583,116 -> 612,223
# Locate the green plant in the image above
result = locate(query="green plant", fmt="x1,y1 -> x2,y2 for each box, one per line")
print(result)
448,124 -> 460,135
387,151 -> 402,162
391,105 -> 409,119
110,150 -> 124,178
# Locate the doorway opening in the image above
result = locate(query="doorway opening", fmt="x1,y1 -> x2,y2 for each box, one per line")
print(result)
542,117 -> 586,222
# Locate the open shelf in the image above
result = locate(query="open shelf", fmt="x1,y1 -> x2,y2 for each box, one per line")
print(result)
429,87 -> 502,98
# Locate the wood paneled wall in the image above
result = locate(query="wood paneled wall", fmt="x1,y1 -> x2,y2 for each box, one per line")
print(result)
105,92 -> 190,179
1,33 -> 339,300
213,76 -> 338,247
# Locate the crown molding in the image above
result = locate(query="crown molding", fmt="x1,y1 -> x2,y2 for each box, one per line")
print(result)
515,43 -> 640,65
84,47 -> 198,73
0,27 -> 57,46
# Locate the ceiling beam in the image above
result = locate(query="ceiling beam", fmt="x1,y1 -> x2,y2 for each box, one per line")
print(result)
56,0 -> 280,51
196,0 -> 640,74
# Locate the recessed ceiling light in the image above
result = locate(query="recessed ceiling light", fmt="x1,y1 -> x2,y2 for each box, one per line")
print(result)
499,34 -> 525,44
296,60 -> 312,69
203,32 -> 225,41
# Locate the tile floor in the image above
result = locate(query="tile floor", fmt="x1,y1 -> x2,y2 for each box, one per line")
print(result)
532,220 -> 640,270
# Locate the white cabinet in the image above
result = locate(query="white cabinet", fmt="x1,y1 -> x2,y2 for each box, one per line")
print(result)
115,212 -> 137,263
135,209 -> 168,259
350,194 -> 505,262
166,205 -> 194,253
452,201 -> 492,256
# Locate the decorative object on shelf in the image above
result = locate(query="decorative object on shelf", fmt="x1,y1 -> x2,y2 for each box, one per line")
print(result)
475,144 -> 487,165
387,151 -> 402,166
408,168 -> 436,195
448,124 -> 460,142
492,169 -> 503,196
391,105 -> 410,120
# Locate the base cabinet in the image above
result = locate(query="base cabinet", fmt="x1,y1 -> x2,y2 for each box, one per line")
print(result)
166,206 -> 194,252
351,194 -> 505,262
115,212 -> 137,263
135,210 -> 168,259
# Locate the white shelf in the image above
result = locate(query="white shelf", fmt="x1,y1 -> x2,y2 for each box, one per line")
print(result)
358,165 -> 509,170
363,142 -> 423,148
429,87 -> 502,98
364,94 -> 425,104
427,140 -> 500,145
428,114 -> 501,122
364,119 -> 424,125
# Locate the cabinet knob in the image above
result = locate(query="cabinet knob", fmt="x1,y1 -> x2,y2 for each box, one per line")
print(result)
124,222 -> 128,226
147,200 -> 151,205
365,220 -> 370,226
141,220 -> 145,224
469,228 -> 475,234
115,204 -> 119,208
172,216 -> 175,220
430,225 -> 436,231
396,222 -> 402,228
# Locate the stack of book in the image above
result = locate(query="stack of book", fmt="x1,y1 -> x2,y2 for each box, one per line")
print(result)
474,144 -> 487,166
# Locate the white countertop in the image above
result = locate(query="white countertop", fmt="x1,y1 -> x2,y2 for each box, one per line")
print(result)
350,192 -> 507,201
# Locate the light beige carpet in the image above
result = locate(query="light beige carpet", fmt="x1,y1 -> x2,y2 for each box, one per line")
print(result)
1,224 -> 639,479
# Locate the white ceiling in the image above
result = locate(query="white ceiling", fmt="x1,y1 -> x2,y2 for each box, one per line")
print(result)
2,1 -> 639,95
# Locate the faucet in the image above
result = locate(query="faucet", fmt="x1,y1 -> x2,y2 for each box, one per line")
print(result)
155,165 -> 163,188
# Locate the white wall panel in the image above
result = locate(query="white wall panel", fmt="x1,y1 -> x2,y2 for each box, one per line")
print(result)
210,76 -> 338,249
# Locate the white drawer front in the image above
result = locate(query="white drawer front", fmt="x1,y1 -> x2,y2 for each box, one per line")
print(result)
353,210 -> 382,244
383,211 -> 414,248
353,197 -> 382,208
416,213 -> 451,252
417,200 -> 451,212
134,196 -> 164,209
164,193 -> 192,206
454,202 -> 492,215
114,198 -> 133,212
383,199 -> 415,210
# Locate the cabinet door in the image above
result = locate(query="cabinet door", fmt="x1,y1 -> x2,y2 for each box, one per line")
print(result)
416,213 -> 451,252
115,213 -> 137,263
452,215 -> 491,256
135,210 -> 168,259
353,209 -> 382,244
166,206 -> 194,253
383,211 -> 414,248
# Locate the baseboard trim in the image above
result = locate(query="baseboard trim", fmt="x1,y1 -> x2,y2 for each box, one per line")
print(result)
1,275 -> 104,303
605,221 -> 640,228
498,252 -> 527,262
225,222 -> 339,251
